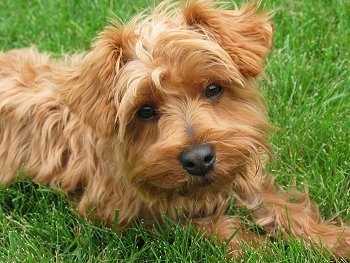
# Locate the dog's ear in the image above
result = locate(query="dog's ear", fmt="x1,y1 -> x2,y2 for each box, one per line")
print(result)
183,1 -> 273,77
59,26 -> 131,137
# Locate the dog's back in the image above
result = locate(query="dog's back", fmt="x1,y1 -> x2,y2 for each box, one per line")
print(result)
0,48 -> 82,186
0,48 -> 123,225
0,48 -> 57,182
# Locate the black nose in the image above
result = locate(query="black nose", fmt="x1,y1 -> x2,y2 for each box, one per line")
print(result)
179,144 -> 216,176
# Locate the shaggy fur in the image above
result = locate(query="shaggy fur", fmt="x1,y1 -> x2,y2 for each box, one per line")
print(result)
1,0 -> 349,258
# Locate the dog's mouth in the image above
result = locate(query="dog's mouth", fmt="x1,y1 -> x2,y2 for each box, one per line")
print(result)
191,176 -> 214,187
176,175 -> 216,197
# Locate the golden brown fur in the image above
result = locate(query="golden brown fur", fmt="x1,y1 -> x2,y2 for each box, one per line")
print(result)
1,0 -> 349,258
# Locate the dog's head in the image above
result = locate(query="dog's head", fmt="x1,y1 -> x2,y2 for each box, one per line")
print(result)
60,0 -> 273,202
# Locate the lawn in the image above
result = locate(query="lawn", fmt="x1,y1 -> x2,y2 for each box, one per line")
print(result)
0,0 -> 349,262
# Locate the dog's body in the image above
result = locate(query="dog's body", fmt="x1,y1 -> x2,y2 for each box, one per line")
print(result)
1,0 -> 349,258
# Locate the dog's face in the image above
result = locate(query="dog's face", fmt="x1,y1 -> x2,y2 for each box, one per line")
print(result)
61,1 -> 273,201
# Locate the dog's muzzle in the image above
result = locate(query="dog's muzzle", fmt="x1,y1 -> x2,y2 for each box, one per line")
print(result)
179,144 -> 216,176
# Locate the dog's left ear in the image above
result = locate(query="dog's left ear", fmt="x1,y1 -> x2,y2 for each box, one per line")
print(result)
183,1 -> 273,77
60,26 -> 131,137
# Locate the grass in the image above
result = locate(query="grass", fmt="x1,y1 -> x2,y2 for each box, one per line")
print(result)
0,0 -> 349,262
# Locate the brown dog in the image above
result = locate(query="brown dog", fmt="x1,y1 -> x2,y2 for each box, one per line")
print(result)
0,0 -> 349,258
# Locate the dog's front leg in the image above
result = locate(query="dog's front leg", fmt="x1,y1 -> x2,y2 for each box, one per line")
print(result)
240,174 -> 350,258
192,215 -> 266,256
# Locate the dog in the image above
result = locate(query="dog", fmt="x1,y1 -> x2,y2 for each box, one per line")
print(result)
1,0 -> 349,258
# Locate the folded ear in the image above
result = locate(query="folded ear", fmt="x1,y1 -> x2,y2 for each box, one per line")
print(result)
183,1 -> 273,77
59,26 -> 130,137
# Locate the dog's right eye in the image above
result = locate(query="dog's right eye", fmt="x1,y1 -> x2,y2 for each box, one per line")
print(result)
137,105 -> 158,121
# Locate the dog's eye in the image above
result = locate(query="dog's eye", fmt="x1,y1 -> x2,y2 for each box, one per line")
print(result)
205,84 -> 222,99
137,105 -> 158,121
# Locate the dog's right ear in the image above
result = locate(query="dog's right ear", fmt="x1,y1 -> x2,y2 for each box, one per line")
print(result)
59,25 -> 131,137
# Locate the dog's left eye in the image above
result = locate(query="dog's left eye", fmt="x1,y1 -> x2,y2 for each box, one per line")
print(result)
205,84 -> 223,99
137,105 -> 158,121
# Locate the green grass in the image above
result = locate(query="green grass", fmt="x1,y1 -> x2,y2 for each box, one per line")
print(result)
0,0 -> 349,262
